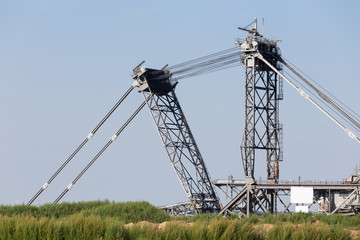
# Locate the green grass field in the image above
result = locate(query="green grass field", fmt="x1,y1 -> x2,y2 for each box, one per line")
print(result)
0,201 -> 359,240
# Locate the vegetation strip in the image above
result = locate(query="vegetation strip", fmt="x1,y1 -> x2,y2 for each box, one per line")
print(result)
0,201 -> 358,240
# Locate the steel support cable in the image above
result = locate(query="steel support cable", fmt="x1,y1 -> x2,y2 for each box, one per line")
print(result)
282,57 -> 360,126
53,99 -> 148,204
280,57 -> 360,132
256,53 -> 360,144
282,70 -> 360,134
171,51 -> 240,76
148,62 -> 240,82
142,47 -> 240,82
174,62 -> 239,80
168,47 -> 238,71
171,51 -> 239,73
282,67 -> 360,133
147,51 -> 240,82
27,85 -> 135,205
174,54 -> 240,75
144,54 -> 240,82
174,60 -> 240,80
282,56 -> 360,123
174,63 -> 240,80
171,54 -> 240,80
266,50 -> 360,130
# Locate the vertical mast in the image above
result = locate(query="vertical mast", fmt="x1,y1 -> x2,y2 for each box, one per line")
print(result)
238,20 -> 282,182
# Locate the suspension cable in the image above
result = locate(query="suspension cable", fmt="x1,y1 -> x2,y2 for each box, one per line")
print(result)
171,51 -> 239,74
53,99 -> 148,204
280,57 -> 360,132
27,84 -> 136,205
262,50 -> 360,133
169,47 -> 238,70
167,47 -> 240,80
256,53 -> 360,144
174,58 -> 240,80
282,56 -> 360,124
282,70 -> 360,133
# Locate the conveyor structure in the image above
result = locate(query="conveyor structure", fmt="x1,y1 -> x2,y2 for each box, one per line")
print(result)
27,18 -> 360,217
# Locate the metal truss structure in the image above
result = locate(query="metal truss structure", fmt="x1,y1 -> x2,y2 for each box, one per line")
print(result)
29,19 -> 360,217
240,35 -> 283,182
159,201 -> 195,216
132,66 -> 221,213
215,20 -> 284,217
217,19 -> 360,217
215,179 -> 360,215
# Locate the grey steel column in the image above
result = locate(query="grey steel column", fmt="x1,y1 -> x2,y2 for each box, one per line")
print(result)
240,38 -> 282,183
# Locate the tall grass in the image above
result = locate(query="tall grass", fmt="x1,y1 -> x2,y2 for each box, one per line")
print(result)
82,201 -> 169,223
0,215 -> 353,240
261,211 -> 315,224
316,212 -> 360,227
266,223 -> 352,240
0,201 -> 358,239
0,200 -> 107,218
0,200 -> 170,223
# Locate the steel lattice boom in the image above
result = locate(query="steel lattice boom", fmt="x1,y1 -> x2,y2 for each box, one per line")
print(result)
132,66 -> 221,213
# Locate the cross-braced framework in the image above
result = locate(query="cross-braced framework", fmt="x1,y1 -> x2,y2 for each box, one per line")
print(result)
216,30 -> 360,216
215,180 -> 360,215
241,39 -> 282,182
27,19 -> 360,216
159,201 -> 194,216
217,25 -> 285,216
133,67 -> 221,213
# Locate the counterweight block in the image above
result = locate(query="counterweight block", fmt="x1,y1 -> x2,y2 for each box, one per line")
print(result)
133,67 -> 175,95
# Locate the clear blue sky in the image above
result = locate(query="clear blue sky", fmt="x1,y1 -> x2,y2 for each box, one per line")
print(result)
1,1 -> 360,206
